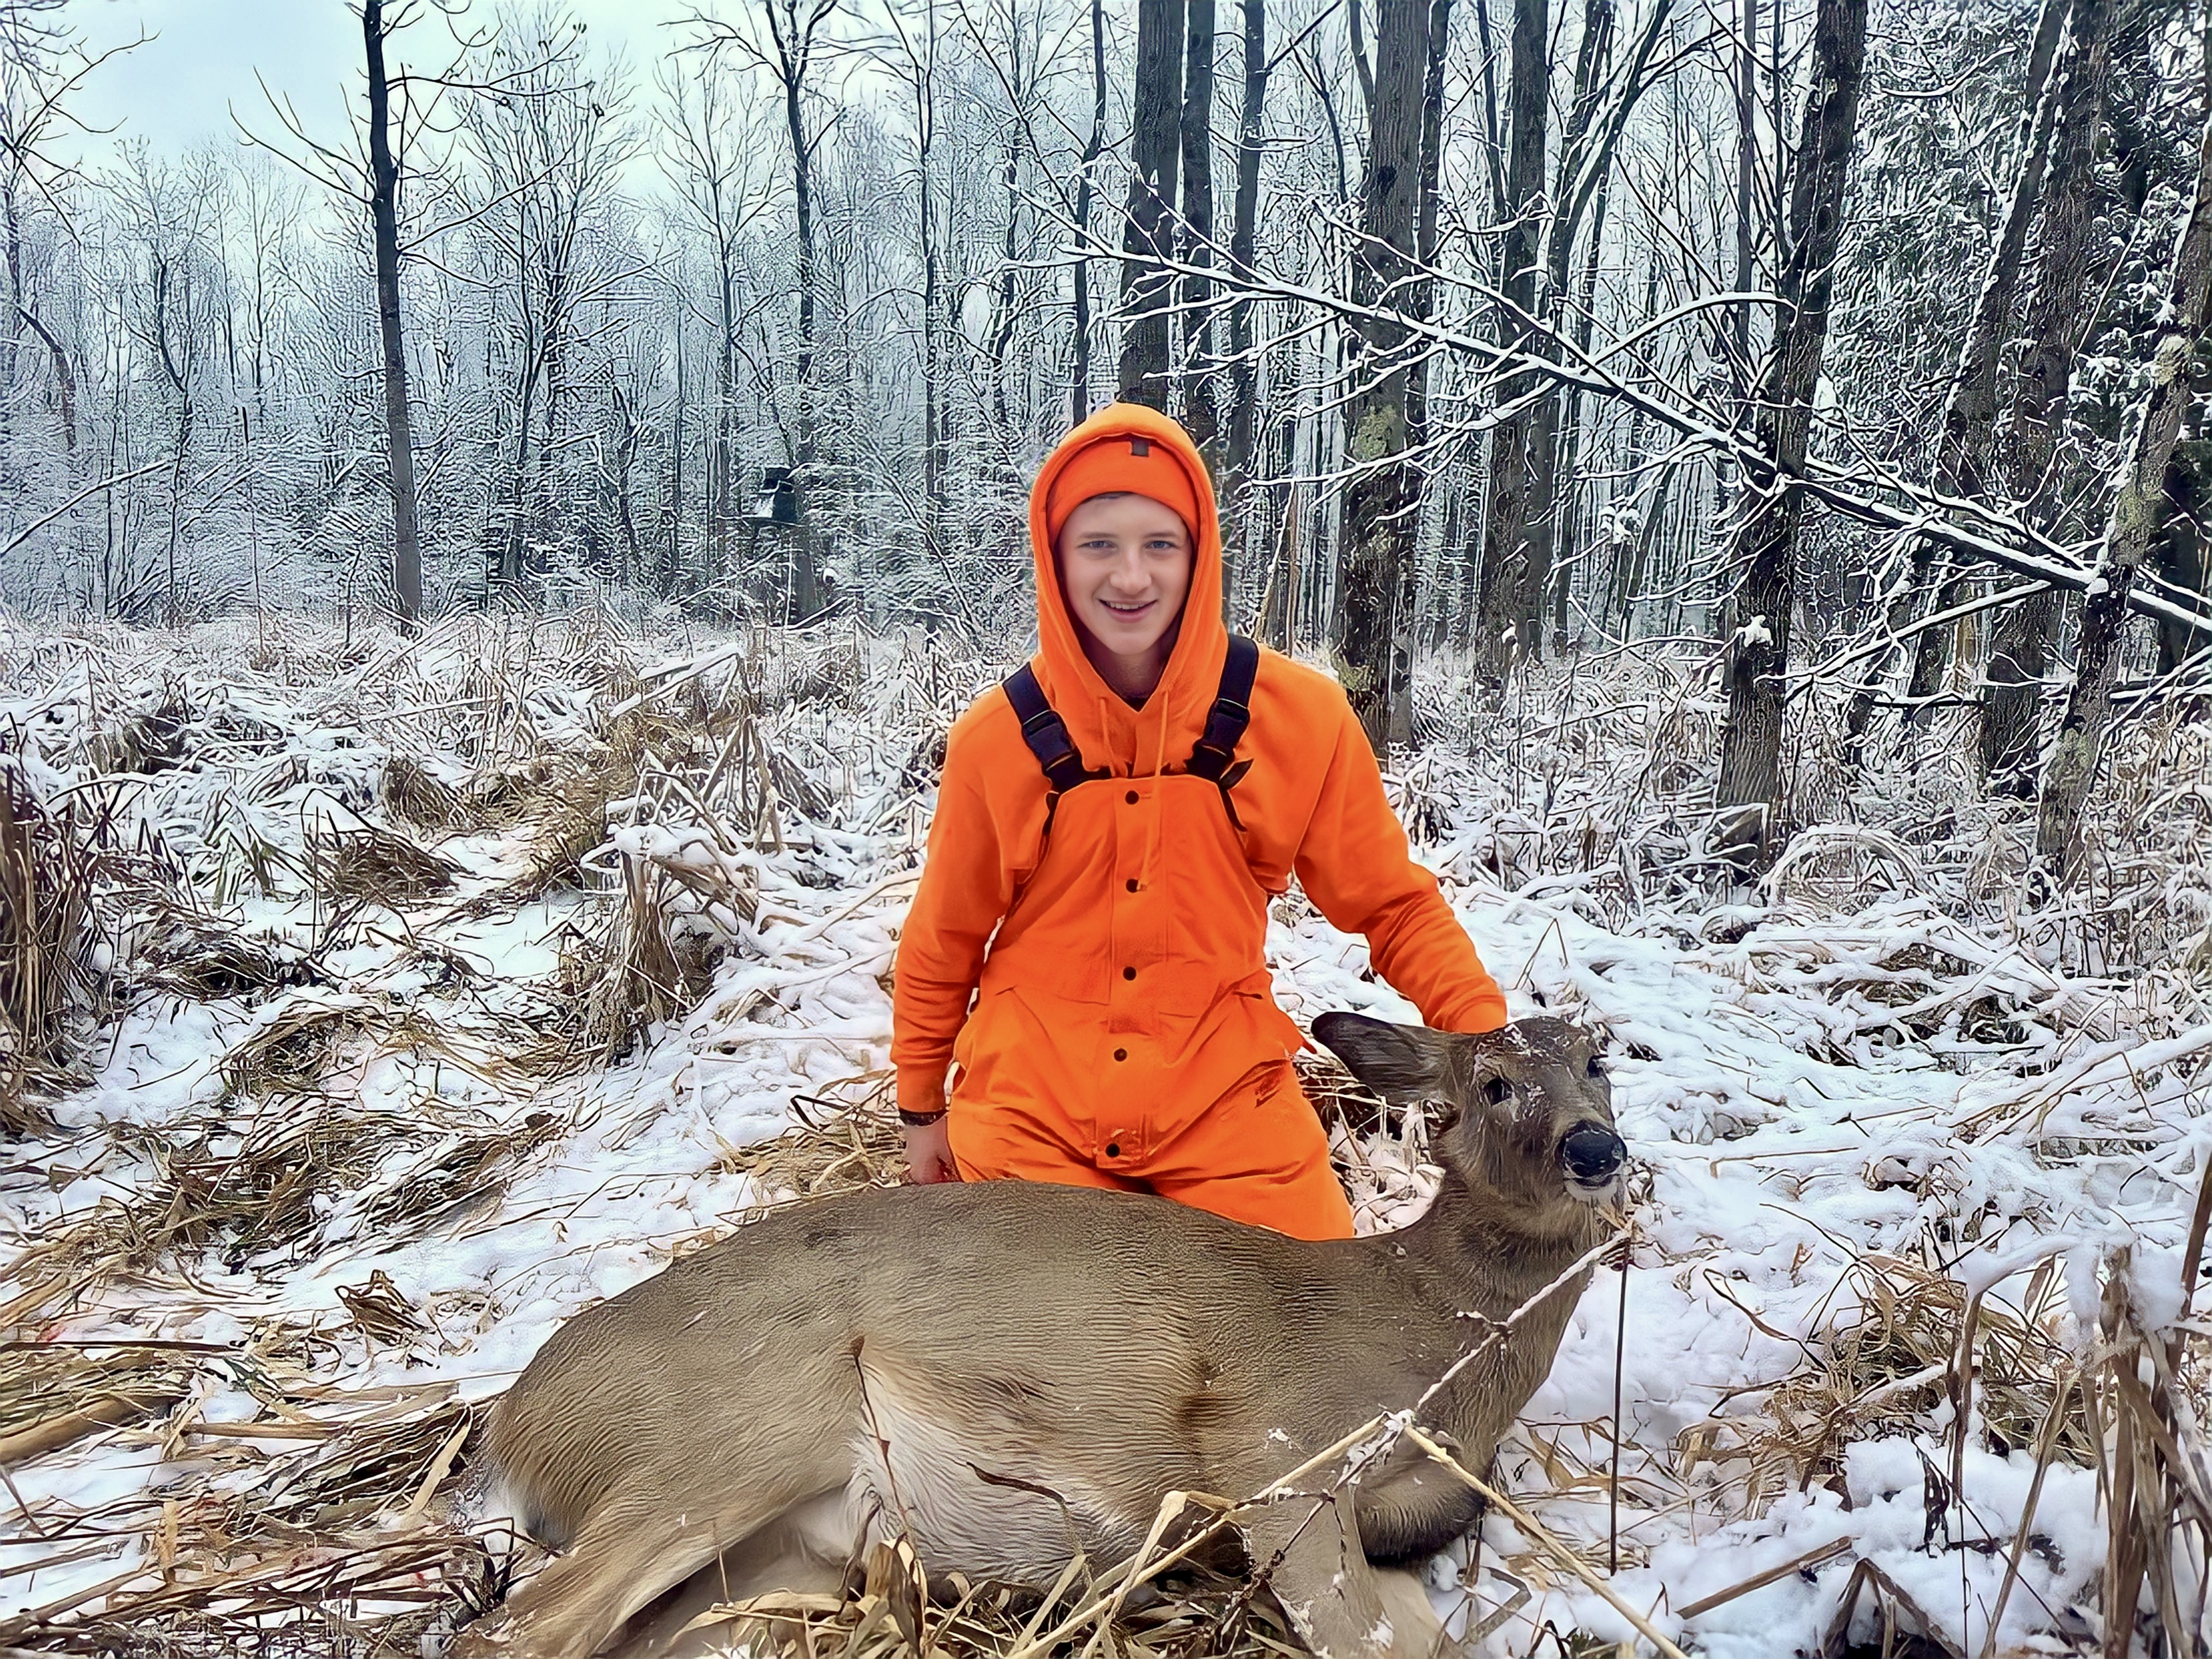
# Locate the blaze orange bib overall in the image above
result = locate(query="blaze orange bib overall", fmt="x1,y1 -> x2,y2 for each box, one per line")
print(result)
891,404 -> 1508,1243
948,639 -> 1353,1239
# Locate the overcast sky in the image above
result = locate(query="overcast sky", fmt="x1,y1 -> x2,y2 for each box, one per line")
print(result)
67,0 -> 703,168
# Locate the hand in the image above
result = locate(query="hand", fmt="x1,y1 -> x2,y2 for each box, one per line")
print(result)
903,1117 -> 960,1184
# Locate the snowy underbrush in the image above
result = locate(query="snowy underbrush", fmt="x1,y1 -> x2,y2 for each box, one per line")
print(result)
0,612 -> 2204,1658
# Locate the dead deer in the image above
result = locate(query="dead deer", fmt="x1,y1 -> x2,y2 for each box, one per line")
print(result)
453,1013 -> 1625,1659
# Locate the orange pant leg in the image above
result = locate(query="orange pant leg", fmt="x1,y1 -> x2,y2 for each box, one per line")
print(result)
1137,1062 -> 1356,1241
948,1098 -> 1146,1197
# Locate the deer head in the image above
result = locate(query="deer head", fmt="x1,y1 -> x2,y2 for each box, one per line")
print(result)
1312,1012 -> 1625,1232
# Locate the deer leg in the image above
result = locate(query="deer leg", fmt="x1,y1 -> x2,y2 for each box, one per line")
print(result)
624,1489 -> 857,1659
452,1500 -> 758,1659
1240,1487 -> 1445,1659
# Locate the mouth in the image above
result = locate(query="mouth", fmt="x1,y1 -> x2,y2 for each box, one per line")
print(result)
1097,599 -> 1157,623
1567,1172 -> 1626,1205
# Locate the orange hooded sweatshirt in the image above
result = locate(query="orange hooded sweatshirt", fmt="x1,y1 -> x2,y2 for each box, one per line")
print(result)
891,404 -> 1507,1234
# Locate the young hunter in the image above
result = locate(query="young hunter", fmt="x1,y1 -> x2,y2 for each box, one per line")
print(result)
891,404 -> 1508,1240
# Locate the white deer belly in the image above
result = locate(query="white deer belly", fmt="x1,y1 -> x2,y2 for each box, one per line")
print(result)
843,1379 -> 1153,1582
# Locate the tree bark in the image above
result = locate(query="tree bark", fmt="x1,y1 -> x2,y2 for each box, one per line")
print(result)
1471,0 -> 1550,678
909,8 -> 945,573
1223,0 -> 1270,542
1180,0 -> 1219,455
1071,0 -> 1107,423
2035,64 -> 2212,877
1732,0 -> 1755,395
1712,0 -> 1869,861
1118,0 -> 1186,409
1328,0 -> 1429,749
1982,0 -> 2113,789
2151,431 -> 2209,673
766,0 -> 825,618
1404,0 -> 1452,450
1525,0 -> 1613,652
364,0 -> 423,624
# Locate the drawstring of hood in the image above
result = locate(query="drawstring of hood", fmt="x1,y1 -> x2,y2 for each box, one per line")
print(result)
1024,402 -> 1228,895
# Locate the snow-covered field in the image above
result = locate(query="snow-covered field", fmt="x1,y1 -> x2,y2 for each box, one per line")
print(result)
2,612 -> 2206,1657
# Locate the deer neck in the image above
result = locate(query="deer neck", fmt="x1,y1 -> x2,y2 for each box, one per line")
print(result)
1393,1166 -> 1608,1324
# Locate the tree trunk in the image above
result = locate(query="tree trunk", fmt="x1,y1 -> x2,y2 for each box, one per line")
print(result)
1712,0 -> 1869,862
1180,0 -> 1219,455
776,1 -> 824,619
2035,69 -> 2212,877
670,307 -> 686,596
1328,0 -> 1429,749
1224,0 -> 1270,547
364,0 -> 423,625
17,304 -> 73,461
990,132 -> 1023,434
714,261 -> 736,589
1071,0 -> 1107,423
1404,0 -> 1452,449
1732,0 -> 1754,394
1471,0 -> 1549,679
2151,434 -> 2209,673
1838,0 -> 2068,756
1550,162 -> 1609,646
1526,0 -> 1613,653
913,23 -> 945,575
1118,0 -> 1186,409
1983,0 -> 2113,789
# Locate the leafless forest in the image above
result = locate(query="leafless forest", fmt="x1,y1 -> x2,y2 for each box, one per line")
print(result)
0,0 -> 2203,848
3,0 -> 2212,1653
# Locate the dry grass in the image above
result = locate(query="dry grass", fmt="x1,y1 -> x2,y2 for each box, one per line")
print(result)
311,822 -> 458,925
378,755 -> 465,835
134,901 -> 321,1001
5,619 -> 2205,1657
0,760 -> 147,1131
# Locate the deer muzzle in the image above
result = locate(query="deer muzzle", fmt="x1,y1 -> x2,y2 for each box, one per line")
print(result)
1560,1123 -> 1627,1199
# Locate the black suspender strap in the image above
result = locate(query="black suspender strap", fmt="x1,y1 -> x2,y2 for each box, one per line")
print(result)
1002,663 -> 1107,795
1002,638 -> 1259,832
1185,635 -> 1259,784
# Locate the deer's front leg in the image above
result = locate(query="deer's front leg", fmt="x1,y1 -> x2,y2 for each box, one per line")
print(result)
1239,1484 -> 1445,1659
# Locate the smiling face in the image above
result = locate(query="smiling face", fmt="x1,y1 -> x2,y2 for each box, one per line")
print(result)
1054,492 -> 1194,704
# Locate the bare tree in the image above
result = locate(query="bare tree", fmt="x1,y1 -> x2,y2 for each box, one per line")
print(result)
1982,0 -> 2113,789
883,0 -> 945,566
1118,0 -> 1184,408
1712,0 -> 1869,860
2036,46 -> 2212,877
660,54 -> 764,592
1838,0 -> 2070,757
1070,0 -> 1106,422
1179,0 -> 1218,454
1329,0 -> 1429,748
1470,0 -> 1549,677
692,0 -> 838,617
364,0 -> 423,623
1223,0 -> 1269,508
466,8 -> 639,593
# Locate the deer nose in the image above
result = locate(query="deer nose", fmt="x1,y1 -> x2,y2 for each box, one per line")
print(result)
1562,1124 -> 1626,1184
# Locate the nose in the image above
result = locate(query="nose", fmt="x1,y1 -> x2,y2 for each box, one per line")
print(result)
1105,551 -> 1150,591
1562,1123 -> 1626,1184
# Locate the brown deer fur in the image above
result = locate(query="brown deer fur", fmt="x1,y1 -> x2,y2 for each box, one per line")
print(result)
453,1013 -> 1625,1659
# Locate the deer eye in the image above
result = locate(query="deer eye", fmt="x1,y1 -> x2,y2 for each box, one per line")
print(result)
1482,1076 -> 1512,1108
1585,1055 -> 1607,1079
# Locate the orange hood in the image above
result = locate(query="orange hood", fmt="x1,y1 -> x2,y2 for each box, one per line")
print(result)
1025,403 -> 1225,776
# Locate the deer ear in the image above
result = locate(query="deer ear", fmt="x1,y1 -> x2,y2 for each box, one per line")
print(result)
1313,1013 -> 1454,1101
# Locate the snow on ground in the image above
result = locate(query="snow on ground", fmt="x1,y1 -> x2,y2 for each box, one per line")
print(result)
0,613 -> 2205,1656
